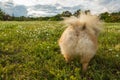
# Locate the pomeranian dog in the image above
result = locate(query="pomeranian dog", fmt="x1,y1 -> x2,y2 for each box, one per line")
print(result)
58,12 -> 102,72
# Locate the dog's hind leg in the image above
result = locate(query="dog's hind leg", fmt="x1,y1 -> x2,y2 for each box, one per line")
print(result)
63,54 -> 71,63
80,53 -> 94,73
82,63 -> 89,73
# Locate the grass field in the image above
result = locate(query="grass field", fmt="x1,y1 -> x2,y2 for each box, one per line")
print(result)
0,21 -> 120,80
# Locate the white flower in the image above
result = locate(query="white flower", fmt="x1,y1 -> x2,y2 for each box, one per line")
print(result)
4,34 -> 6,36
1,43 -> 4,45
109,49 -> 113,51
116,54 -> 119,57
47,46 -> 50,49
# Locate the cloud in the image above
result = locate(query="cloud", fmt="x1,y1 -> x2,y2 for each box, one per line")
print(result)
14,5 -> 28,16
0,0 -> 27,16
0,0 -> 120,17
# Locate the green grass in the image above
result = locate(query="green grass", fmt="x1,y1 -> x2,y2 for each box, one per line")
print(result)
0,21 -> 120,80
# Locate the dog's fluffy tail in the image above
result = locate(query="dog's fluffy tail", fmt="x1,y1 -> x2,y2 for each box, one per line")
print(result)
63,13 -> 103,35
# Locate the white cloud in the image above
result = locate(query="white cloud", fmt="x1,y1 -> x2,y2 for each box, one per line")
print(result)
0,0 -> 120,17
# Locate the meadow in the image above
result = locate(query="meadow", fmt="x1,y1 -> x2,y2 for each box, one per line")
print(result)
0,21 -> 120,80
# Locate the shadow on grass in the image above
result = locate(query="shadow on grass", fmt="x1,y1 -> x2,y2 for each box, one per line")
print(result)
58,54 -> 120,79
86,54 -> 120,79
91,54 -> 120,71
0,50 -> 14,56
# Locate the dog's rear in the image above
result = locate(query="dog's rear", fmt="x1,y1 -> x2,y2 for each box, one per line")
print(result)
59,13 -> 102,72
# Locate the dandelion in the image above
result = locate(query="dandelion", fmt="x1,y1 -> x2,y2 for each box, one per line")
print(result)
6,48 -> 8,51
47,46 -> 50,49
16,30 -> 19,32
109,49 -> 113,51
1,43 -> 4,45
4,34 -> 6,36
116,54 -> 119,57
115,44 -> 120,51
46,33 -> 49,36
54,42 -> 56,44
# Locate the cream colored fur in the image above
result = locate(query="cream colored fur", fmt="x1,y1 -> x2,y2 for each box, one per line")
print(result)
59,13 -> 102,72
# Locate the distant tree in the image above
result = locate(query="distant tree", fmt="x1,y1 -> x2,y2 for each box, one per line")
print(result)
3,14 -> 12,21
49,14 -> 63,21
110,12 -> 120,22
85,10 -> 91,14
73,9 -> 81,17
61,11 -> 72,17
0,9 -> 5,20
100,12 -> 110,22
0,7 -> 120,22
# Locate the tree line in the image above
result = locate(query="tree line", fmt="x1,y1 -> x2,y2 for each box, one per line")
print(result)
0,9 -> 120,22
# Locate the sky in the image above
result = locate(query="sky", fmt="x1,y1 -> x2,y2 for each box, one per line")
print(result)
0,0 -> 120,17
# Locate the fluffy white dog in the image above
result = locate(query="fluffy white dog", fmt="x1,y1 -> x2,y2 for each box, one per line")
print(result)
59,13 -> 102,72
